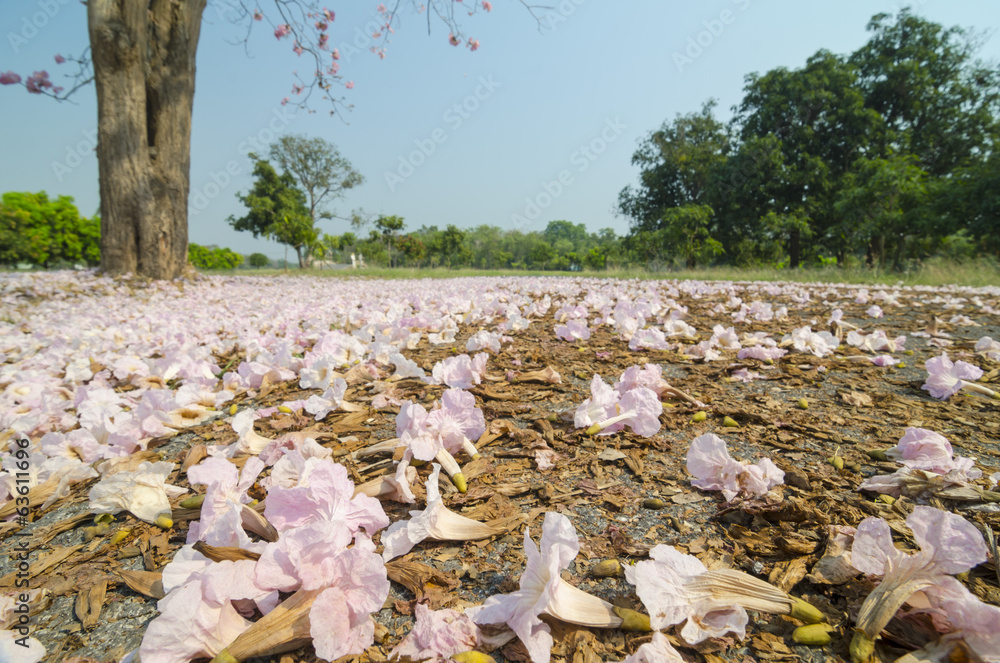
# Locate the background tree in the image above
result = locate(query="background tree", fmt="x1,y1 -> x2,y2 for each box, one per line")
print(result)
188,244 -> 244,270
617,101 -> 729,235
1,1 -> 512,280
228,155 -> 315,268
248,252 -> 271,268
373,215 -> 405,267
734,50 -> 881,267
268,135 -> 364,232
0,192 -> 100,267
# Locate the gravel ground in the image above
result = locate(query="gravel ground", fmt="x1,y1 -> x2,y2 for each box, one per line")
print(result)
4,277 -> 999,663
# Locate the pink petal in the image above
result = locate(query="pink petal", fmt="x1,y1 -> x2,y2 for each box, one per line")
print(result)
906,506 -> 987,575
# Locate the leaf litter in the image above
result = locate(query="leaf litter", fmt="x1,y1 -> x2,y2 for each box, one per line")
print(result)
0,272 -> 998,662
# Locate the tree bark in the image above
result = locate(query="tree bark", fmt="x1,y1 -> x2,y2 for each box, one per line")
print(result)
789,229 -> 801,269
88,0 -> 206,280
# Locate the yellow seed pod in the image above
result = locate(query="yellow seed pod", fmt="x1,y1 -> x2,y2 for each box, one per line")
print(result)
590,560 -> 624,578
155,514 -> 174,530
109,529 -> 132,546
722,416 -> 739,428
642,498 -> 666,510
797,398 -> 809,409
793,623 -> 833,645
229,403 -> 238,416
179,494 -> 206,510
277,405 -> 293,414
827,455 -> 845,470
691,411 -> 707,423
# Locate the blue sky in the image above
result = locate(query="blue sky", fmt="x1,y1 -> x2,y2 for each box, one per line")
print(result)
3,0 -> 999,258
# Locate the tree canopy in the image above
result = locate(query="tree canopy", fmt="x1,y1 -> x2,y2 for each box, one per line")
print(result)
618,9 -> 1000,270
0,192 -> 100,268
228,155 -> 316,268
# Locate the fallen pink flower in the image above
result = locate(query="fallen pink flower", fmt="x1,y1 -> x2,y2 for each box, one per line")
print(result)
898,575 -> 1000,662
555,319 -> 590,342
628,327 -> 671,351
612,631 -> 684,663
468,513 -> 641,663
428,353 -> 488,389
264,457 -> 388,535
381,464 -> 498,561
686,433 -> 783,501
922,352 -> 996,400
390,603 -> 479,661
89,460 -> 186,524
625,544 -> 819,645
575,375 -> 662,437
849,506 -> 988,662
885,428 -> 982,477
737,345 -> 787,362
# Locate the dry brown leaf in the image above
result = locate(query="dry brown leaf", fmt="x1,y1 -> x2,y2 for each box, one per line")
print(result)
114,569 -> 166,599
74,580 -> 107,629
840,391 -> 873,407
385,559 -> 461,609
767,557 -> 809,593
0,545 -> 83,587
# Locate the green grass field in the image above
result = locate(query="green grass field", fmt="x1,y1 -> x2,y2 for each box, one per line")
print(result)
209,257 -> 1000,288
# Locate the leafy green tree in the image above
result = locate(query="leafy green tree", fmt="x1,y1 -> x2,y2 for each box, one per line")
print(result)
835,155 -> 929,269
268,135 -> 364,230
248,252 -> 270,268
188,244 -> 244,270
618,101 -> 729,234
735,50 -> 881,267
659,204 -> 723,268
850,9 -> 1000,177
396,234 -> 427,266
373,215 -> 406,266
229,156 -> 316,268
439,225 -> 471,268
0,192 -> 100,267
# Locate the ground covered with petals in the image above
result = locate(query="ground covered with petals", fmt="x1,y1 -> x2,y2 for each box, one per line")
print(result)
1,271 -> 999,663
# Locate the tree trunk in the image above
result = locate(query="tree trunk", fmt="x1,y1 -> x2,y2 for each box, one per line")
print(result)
789,229 -> 801,269
88,0 -> 206,280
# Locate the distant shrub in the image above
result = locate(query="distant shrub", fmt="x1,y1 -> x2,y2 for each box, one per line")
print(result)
188,244 -> 244,270
248,252 -> 270,268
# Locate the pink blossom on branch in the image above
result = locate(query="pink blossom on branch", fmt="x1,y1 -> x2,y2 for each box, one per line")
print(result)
0,71 -> 21,85
274,24 -> 290,39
